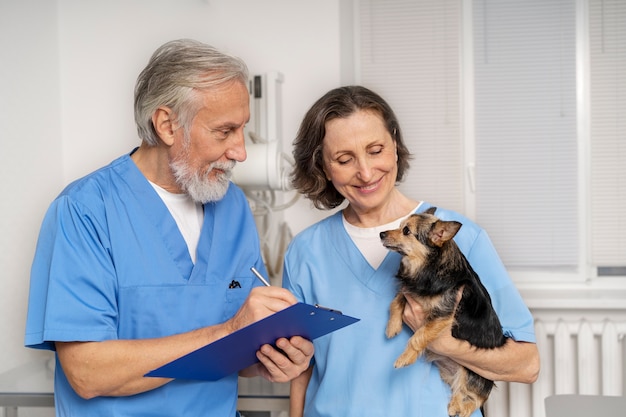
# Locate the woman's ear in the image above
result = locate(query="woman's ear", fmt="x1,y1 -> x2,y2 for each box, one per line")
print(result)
151,107 -> 176,146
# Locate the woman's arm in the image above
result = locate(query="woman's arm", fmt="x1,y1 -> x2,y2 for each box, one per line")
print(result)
402,294 -> 539,383
428,332 -> 539,383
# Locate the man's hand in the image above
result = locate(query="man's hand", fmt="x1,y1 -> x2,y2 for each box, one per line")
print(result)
242,336 -> 314,383
226,286 -> 296,333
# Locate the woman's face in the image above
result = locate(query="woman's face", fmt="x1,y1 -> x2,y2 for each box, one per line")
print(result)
322,109 -> 398,214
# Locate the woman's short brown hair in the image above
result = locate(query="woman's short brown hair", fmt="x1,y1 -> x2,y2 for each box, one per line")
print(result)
291,85 -> 411,209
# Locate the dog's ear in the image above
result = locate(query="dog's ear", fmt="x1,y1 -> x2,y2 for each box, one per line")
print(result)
429,220 -> 462,247
425,207 -> 437,215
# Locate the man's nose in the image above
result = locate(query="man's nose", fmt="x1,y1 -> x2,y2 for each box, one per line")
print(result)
226,129 -> 247,162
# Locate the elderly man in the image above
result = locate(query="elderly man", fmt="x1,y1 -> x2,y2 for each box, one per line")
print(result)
25,39 -> 313,417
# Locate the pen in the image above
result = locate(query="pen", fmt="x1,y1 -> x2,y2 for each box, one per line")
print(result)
315,303 -> 343,315
250,266 -> 271,287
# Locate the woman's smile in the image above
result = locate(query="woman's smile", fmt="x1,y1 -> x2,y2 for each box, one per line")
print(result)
355,177 -> 383,193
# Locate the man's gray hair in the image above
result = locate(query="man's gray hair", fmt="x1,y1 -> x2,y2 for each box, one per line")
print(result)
134,39 -> 249,146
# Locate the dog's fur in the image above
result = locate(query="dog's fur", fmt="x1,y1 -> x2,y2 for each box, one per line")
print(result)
379,207 -> 506,417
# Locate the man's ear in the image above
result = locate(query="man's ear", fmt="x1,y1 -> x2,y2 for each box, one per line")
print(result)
151,107 -> 176,146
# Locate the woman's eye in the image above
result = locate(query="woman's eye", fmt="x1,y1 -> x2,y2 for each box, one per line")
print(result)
337,157 -> 352,165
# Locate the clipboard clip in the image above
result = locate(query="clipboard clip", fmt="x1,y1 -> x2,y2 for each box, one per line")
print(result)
314,303 -> 342,315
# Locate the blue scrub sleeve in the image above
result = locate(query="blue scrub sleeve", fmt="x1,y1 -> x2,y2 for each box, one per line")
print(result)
25,195 -> 118,350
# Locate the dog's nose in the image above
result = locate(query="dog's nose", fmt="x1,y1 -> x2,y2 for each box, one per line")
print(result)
380,231 -> 387,239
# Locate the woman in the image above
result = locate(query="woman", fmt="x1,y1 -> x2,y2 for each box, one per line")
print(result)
282,86 -> 539,417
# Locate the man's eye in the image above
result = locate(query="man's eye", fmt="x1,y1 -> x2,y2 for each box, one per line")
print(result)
213,129 -> 231,139
403,226 -> 411,236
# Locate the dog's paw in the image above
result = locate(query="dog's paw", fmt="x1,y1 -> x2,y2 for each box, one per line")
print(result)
386,320 -> 403,339
448,404 -> 474,417
385,327 -> 401,339
447,398 -> 461,417
448,391 -> 482,417
393,350 -> 419,368
394,356 -> 416,368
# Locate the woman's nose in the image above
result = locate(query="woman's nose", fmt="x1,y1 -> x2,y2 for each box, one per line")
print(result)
356,158 -> 373,181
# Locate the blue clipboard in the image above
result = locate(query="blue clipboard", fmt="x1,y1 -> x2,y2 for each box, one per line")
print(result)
145,302 -> 359,381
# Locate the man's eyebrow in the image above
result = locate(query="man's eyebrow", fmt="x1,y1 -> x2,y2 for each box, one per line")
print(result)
209,121 -> 241,130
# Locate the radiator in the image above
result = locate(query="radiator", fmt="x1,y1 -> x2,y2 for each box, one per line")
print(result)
484,316 -> 626,417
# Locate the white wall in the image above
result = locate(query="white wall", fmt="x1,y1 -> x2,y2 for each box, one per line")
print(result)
0,0 -> 64,372
0,0 -> 342,375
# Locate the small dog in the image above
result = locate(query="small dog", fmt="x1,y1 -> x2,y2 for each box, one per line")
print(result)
379,207 -> 506,417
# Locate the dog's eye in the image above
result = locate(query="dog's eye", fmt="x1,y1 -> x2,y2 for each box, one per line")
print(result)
402,226 -> 411,236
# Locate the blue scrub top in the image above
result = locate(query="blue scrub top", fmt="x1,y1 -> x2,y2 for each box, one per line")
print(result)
25,152 -> 266,417
283,204 -> 536,417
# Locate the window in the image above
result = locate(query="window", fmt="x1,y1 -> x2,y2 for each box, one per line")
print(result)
350,0 -> 626,283
473,0 -> 578,271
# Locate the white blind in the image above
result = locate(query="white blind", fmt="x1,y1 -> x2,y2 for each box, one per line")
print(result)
358,0 -> 464,214
589,0 -> 626,269
356,0 -> 625,277
473,0 -> 579,268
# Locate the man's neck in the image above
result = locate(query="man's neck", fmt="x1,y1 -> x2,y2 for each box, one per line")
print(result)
131,143 -> 183,194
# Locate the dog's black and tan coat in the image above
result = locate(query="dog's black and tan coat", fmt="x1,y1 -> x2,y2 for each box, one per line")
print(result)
380,207 -> 506,417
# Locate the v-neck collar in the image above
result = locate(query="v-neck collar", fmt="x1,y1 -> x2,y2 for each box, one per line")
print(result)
326,212 -> 398,294
116,154 -> 197,281
327,203 -> 433,294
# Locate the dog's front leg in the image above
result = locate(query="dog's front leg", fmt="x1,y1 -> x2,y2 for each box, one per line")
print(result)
386,293 -> 406,339
394,316 -> 455,368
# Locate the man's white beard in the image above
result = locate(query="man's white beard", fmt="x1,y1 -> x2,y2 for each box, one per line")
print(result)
170,153 -> 235,204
